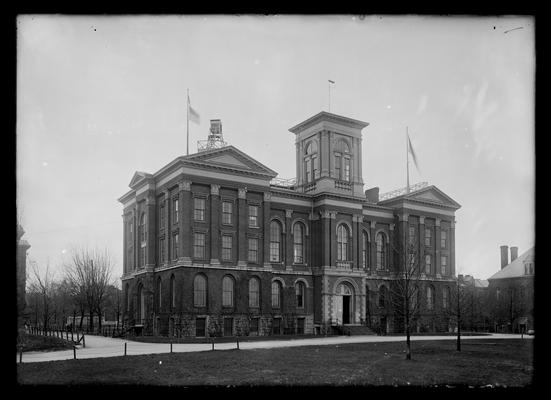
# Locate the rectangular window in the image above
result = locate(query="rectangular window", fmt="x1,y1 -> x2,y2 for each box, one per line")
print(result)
194,232 -> 206,259
441,230 -> 447,248
159,204 -> 165,229
195,318 -> 206,337
222,201 -> 232,224
441,256 -> 447,275
425,228 -> 431,246
297,318 -> 305,335
248,205 -> 258,227
221,235 -> 232,261
223,318 -> 233,337
248,238 -> 258,263
344,157 -> 350,181
272,318 -> 281,335
270,242 -> 280,262
313,156 -> 319,179
305,158 -> 312,183
335,155 -> 341,179
194,198 -> 205,221
425,254 -> 431,274
250,318 -> 259,334
160,238 -> 165,263
173,198 -> 179,223
409,226 -> 416,245
172,234 -> 179,259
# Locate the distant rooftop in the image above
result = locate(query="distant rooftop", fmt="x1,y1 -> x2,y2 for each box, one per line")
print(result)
488,247 -> 535,280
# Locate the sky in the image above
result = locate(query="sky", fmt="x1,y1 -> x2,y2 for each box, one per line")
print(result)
16,15 -> 535,282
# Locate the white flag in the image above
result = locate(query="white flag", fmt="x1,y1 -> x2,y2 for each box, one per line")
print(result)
188,94 -> 201,124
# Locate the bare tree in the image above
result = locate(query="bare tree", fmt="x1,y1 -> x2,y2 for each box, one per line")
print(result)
27,260 -> 56,331
444,276 -> 471,351
389,227 -> 424,360
64,246 -> 114,333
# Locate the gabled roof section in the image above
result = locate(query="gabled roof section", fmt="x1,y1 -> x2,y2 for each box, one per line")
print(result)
181,145 -> 278,178
488,247 -> 535,280
379,185 -> 461,210
128,171 -> 154,190
289,111 -> 369,134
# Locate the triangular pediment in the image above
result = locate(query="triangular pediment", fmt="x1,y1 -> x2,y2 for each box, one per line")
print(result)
409,186 -> 461,209
183,145 -> 277,177
128,171 -> 151,188
204,153 -> 251,169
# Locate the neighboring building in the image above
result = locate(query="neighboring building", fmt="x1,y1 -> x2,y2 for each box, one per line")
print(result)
17,224 -> 30,329
458,274 -> 490,332
487,245 -> 534,333
119,111 -> 461,337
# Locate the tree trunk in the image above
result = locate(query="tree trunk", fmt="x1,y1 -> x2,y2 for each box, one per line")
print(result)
405,321 -> 411,360
79,309 -> 84,331
89,310 -> 94,333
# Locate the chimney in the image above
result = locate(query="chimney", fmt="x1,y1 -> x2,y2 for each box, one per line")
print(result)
500,245 -> 509,269
365,187 -> 379,203
510,246 -> 518,262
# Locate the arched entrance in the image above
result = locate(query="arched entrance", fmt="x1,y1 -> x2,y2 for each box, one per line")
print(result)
336,282 -> 354,325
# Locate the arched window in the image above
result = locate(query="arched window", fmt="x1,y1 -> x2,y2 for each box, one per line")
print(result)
411,285 -> 420,311
378,285 -> 387,308
304,141 -> 319,183
249,277 -> 260,308
293,223 -> 305,264
427,285 -> 435,310
170,275 -> 176,309
270,220 -> 282,262
362,231 -> 369,269
337,224 -> 349,261
222,276 -> 234,307
157,277 -> 162,312
334,140 -> 351,181
139,213 -> 147,267
376,232 -> 387,270
125,283 -> 130,312
443,286 -> 450,309
194,275 -> 207,307
295,281 -> 305,308
137,283 -> 145,322
272,280 -> 282,309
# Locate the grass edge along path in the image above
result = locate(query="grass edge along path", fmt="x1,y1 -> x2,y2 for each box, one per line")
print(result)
16,339 -> 533,387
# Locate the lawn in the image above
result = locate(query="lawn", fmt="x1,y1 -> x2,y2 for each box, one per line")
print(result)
17,334 -> 75,353
16,339 -> 533,387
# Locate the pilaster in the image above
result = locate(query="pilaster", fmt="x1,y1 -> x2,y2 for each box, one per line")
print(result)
179,180 -> 192,266
210,184 -> 220,265
262,192 -> 271,267
237,187 -> 248,267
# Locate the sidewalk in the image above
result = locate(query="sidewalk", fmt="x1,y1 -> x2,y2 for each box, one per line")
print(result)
17,333 -> 531,364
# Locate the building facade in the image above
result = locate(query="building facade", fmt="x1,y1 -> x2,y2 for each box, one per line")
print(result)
487,245 -> 534,333
119,111 -> 461,337
17,224 -> 30,330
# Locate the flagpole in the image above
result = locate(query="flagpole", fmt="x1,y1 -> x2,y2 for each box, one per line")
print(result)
406,126 -> 410,194
186,88 -> 190,156
328,81 -> 331,112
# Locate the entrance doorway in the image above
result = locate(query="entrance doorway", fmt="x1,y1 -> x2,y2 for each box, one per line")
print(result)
335,282 -> 354,325
342,295 -> 350,324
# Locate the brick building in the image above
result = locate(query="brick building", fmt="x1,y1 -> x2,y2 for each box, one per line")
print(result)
487,245 -> 534,333
17,224 -> 30,330
119,111 -> 461,337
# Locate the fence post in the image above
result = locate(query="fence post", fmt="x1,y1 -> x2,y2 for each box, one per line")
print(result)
236,336 -> 239,350
19,347 -> 22,363
170,341 -> 173,354
124,342 -> 127,356
73,346 -> 76,360
211,338 -> 214,351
